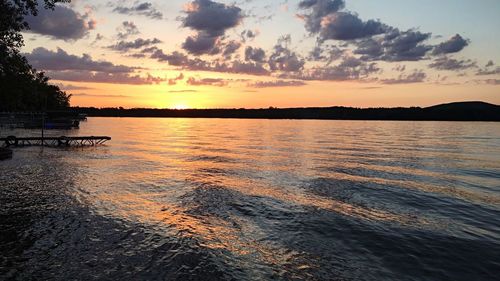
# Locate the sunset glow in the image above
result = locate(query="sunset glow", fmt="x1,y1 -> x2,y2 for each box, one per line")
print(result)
20,0 -> 500,109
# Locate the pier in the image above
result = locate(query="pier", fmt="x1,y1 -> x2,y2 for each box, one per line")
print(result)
0,136 -> 111,148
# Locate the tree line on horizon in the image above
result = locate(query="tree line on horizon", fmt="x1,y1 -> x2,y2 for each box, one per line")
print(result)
69,102 -> 500,121
0,0 -> 71,111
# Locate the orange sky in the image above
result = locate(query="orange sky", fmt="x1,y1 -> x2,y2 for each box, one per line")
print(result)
22,0 -> 500,109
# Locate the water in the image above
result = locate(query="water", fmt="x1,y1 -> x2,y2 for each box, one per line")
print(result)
1,118 -> 499,280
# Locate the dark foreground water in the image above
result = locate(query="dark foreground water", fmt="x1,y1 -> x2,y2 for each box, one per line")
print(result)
1,118 -> 499,280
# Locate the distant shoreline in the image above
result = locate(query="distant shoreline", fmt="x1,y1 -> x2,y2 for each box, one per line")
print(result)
71,101 -> 500,122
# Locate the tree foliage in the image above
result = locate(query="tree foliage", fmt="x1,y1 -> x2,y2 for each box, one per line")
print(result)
0,0 -> 71,111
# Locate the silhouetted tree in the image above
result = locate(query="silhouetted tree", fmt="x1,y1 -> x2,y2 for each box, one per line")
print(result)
0,0 -> 71,111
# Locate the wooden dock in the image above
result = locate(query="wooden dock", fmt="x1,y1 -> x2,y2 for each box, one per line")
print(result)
0,136 -> 111,148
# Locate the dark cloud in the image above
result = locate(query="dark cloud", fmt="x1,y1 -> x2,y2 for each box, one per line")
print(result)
117,21 -> 140,39
282,56 -> 379,81
393,65 -> 406,72
228,61 -> 269,76
429,56 -> 476,71
298,0 -> 436,63
308,44 -> 344,64
55,83 -> 93,91
145,47 -> 270,76
484,79 -> 500,85
380,29 -> 432,61
476,67 -> 500,76
182,32 -> 220,55
109,38 -> 162,52
353,38 -> 384,59
168,73 -> 185,85
111,2 -> 163,20
222,40 -> 242,58
319,12 -> 389,41
92,33 -> 104,45
241,29 -> 258,42
268,35 -> 305,72
26,47 -> 134,73
46,71 -> 164,85
355,29 -> 432,61
25,2 -> 95,40
245,46 -> 266,63
148,48 -> 190,66
432,34 -> 469,55
181,0 -> 243,55
381,70 -> 427,84
186,77 -> 228,86
248,80 -> 307,88
25,47 -> 162,85
183,0 -> 243,37
476,61 -> 500,75
298,0 -> 345,33
298,0 -> 387,41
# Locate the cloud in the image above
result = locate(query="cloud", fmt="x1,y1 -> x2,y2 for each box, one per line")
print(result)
25,47 -> 163,85
168,73 -> 185,85
182,32 -> 220,55
25,1 -> 96,40
183,0 -> 243,37
186,77 -> 228,86
319,12 -> 389,41
72,93 -> 131,98
116,21 -> 140,39
298,0 -> 387,41
380,29 -> 432,61
26,47 -> 134,73
248,80 -> 307,88
381,70 -> 427,84
111,2 -> 163,20
245,46 -> 266,63
168,90 -> 198,93
308,44 -> 344,64
222,40 -> 242,58
476,62 -> 500,75
484,79 -> 500,85
55,83 -> 93,91
148,49 -> 189,66
298,0 -> 346,33
228,61 -> 270,76
181,0 -> 243,55
47,71 -> 164,85
428,56 -> 476,71
145,47 -> 270,76
108,38 -> 162,52
355,29 -> 432,61
92,33 -> 104,45
268,35 -> 305,72
282,56 -> 379,81
241,29 -> 259,42
299,1 -> 434,62
432,34 -> 469,55
181,35 -> 241,57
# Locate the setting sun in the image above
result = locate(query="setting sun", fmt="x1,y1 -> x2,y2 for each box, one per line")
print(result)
1,0 -> 499,280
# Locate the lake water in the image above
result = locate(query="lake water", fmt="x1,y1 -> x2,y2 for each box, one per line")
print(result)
1,118 -> 499,280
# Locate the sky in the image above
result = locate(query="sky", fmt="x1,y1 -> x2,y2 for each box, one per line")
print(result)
21,0 -> 500,109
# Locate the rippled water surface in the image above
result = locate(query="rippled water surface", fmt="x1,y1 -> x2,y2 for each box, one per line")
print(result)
1,118 -> 500,280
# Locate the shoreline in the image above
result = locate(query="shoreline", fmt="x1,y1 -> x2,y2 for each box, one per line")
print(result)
71,101 -> 500,122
